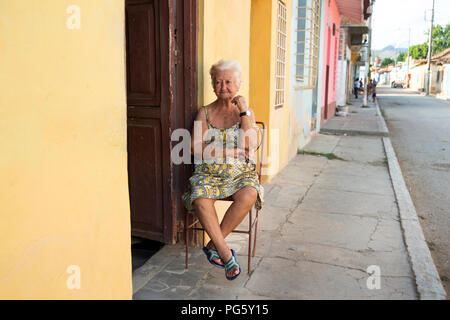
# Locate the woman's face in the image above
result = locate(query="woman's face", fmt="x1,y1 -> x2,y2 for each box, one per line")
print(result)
212,69 -> 239,100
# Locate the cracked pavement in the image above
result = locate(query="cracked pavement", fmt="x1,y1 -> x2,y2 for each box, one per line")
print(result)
132,133 -> 418,300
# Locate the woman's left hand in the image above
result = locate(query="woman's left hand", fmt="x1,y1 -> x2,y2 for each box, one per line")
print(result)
231,95 -> 248,112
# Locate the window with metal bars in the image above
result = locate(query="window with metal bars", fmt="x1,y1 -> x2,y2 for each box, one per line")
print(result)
275,0 -> 287,108
295,0 -> 321,89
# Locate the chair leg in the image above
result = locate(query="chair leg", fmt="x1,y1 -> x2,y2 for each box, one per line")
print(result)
248,209 -> 252,274
185,212 -> 189,269
252,210 -> 259,257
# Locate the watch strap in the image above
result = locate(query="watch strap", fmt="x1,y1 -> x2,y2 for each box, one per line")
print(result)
240,110 -> 250,117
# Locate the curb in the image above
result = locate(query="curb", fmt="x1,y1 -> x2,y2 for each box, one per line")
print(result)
379,100 -> 446,300
374,100 -> 389,134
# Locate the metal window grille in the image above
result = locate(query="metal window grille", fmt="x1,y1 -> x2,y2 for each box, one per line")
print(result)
295,0 -> 321,89
275,0 -> 287,108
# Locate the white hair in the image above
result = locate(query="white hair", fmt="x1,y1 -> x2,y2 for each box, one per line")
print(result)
209,59 -> 242,87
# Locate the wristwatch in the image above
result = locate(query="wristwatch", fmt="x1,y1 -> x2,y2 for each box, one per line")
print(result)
240,110 -> 251,117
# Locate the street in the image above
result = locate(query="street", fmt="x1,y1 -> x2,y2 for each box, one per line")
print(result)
378,86 -> 450,297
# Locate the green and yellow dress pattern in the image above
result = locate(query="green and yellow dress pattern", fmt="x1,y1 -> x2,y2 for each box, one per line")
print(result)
182,106 -> 264,213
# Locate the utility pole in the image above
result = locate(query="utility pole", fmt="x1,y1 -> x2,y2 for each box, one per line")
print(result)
425,0 -> 435,95
363,1 -> 374,107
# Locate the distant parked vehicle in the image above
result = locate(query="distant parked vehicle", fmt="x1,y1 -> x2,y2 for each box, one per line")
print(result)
391,80 -> 405,88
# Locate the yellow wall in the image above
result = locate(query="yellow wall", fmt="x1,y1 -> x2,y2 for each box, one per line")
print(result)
250,0 -> 292,182
0,0 -> 132,299
199,0 -> 251,108
269,0 -> 292,178
250,0 -> 272,136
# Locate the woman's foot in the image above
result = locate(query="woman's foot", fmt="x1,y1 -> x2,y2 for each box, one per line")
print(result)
223,249 -> 241,280
216,246 -> 240,279
206,242 -> 240,278
206,241 -> 224,267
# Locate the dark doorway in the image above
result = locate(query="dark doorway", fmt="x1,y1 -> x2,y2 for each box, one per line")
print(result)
131,237 -> 164,271
324,65 -> 330,120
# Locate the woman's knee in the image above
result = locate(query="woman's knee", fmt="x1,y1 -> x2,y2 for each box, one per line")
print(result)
234,187 -> 257,205
193,198 -> 215,213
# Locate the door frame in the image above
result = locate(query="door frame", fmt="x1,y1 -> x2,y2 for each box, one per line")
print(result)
154,0 -> 199,244
159,0 -> 175,243
171,0 -> 199,243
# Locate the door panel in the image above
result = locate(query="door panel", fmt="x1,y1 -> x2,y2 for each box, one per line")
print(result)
128,118 -> 164,240
126,1 -> 160,106
126,0 -> 167,242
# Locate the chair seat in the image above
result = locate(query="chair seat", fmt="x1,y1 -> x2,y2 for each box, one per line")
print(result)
218,196 -> 233,202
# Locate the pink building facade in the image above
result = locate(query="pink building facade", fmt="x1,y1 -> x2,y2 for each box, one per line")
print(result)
320,0 -> 341,123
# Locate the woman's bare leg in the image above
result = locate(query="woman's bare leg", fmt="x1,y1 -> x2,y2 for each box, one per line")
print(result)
193,198 -> 232,266
221,186 -> 257,237
205,187 -> 257,277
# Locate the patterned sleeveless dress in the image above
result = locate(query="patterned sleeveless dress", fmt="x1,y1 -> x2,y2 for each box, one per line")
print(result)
182,106 -> 264,213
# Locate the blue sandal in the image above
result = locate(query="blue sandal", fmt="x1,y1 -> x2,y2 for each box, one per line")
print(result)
224,249 -> 241,281
202,247 -> 225,269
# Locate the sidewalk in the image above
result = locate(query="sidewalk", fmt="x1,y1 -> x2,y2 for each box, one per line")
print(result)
320,96 -> 388,137
131,97 -> 445,300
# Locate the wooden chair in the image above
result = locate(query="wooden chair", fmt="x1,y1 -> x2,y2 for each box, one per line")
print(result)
184,121 -> 266,274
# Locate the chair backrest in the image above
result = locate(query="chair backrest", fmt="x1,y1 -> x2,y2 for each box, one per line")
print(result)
255,121 -> 266,184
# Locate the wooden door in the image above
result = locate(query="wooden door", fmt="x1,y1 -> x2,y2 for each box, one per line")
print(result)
125,0 -> 198,244
126,0 -> 173,243
323,26 -> 331,121
324,65 -> 330,120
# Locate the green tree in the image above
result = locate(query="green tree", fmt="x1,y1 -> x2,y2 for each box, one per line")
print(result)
396,52 -> 406,62
431,23 -> 450,54
381,57 -> 395,66
408,23 -> 450,60
409,43 -> 428,59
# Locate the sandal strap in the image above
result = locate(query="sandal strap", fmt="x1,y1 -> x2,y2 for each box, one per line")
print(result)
224,253 -> 239,272
204,247 -> 222,262
208,249 -> 220,260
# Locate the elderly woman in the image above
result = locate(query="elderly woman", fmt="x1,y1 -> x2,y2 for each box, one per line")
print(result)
182,59 -> 264,280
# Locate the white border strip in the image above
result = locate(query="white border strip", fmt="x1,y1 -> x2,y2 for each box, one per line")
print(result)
375,100 -> 389,133
383,137 -> 446,299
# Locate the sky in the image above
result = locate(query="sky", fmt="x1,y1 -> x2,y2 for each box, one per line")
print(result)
371,0 -> 450,50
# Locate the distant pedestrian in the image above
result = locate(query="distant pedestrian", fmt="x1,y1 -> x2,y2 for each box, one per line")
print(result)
359,79 -> 363,93
354,79 -> 360,98
372,85 -> 377,102
367,81 -> 373,98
